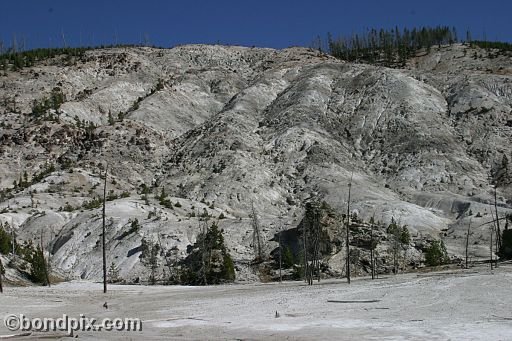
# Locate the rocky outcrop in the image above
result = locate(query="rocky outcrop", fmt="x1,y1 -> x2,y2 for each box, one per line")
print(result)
0,43 -> 511,282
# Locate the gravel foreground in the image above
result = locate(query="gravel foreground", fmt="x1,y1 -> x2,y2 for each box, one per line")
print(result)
1,264 -> 512,340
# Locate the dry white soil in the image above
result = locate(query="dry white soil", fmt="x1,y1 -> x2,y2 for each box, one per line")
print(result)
1,264 -> 512,340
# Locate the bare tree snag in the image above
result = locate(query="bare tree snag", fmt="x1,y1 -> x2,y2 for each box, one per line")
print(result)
251,201 -> 263,262
0,256 -> 4,293
200,212 -> 209,285
313,207 -> 320,284
303,215 -> 308,283
316,212 -> 321,283
11,229 -> 15,256
370,214 -> 376,280
494,185 -> 501,266
278,218 -> 282,284
102,166 -> 108,293
465,219 -> 472,269
490,225 -> 494,270
302,203 -> 322,285
346,174 -> 353,284
40,230 -> 50,287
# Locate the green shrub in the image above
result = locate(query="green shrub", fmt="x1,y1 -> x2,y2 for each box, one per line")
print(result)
62,202 -> 76,212
82,198 -> 102,210
106,190 -> 118,201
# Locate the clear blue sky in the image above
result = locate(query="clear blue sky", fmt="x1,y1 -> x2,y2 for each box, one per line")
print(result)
1,0 -> 511,50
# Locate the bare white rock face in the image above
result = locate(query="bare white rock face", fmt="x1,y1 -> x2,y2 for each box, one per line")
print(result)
0,43 -> 511,282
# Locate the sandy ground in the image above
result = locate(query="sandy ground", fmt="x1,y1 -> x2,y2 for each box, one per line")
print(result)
1,264 -> 512,340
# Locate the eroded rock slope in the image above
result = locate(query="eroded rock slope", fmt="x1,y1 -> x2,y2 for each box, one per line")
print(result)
1,44 -> 511,282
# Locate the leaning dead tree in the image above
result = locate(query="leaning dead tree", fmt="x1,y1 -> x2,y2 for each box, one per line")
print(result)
102,166 -> 108,293
475,216 -> 508,229
250,202 -> 263,262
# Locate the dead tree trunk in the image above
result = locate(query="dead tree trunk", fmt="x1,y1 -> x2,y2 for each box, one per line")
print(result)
306,216 -> 313,285
303,203 -> 321,285
311,206 -> 321,284
316,222 -> 321,284
303,217 -> 308,283
370,216 -> 375,280
11,229 -> 15,256
157,234 -> 177,284
393,232 -> 399,275
40,231 -> 51,287
316,208 -> 322,283
374,249 -> 379,279
465,219 -> 471,269
346,176 -> 352,284
278,217 -> 284,284
102,167 -> 108,293
494,186 -> 500,267
251,202 -> 263,262
278,229 -> 282,283
0,256 -> 4,293
310,224 -> 319,284
200,213 -> 209,285
494,186 -> 501,256
490,225 -> 494,270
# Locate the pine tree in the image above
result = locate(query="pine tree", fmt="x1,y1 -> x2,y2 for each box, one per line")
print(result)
141,237 -> 160,284
283,246 -> 295,268
495,154 -> 510,186
387,218 -> 410,273
108,262 -> 120,283
0,224 -> 12,255
425,240 -> 449,266
180,222 -> 235,285
29,245 -> 49,285
327,26 -> 462,65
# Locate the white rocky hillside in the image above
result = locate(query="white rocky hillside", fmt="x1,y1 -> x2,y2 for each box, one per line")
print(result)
0,43 -> 511,283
